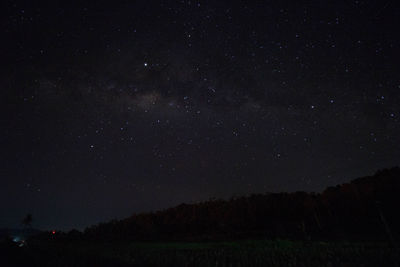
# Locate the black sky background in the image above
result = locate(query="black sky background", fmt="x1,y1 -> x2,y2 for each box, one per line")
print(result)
1,0 -> 400,230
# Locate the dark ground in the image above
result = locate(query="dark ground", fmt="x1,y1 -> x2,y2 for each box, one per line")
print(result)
1,238 -> 399,267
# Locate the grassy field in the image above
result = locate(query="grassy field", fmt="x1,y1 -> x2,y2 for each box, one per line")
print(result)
2,239 -> 399,266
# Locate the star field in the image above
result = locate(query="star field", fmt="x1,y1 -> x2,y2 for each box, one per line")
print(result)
1,0 -> 400,230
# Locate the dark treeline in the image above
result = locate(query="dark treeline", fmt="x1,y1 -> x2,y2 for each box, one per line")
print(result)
60,167 -> 400,242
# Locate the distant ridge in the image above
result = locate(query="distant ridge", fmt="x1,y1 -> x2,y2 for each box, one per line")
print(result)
59,167 -> 400,242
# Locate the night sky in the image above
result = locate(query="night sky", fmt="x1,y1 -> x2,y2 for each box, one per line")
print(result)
1,0 -> 399,230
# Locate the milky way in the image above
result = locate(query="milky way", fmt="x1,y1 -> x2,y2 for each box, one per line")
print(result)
1,0 -> 400,230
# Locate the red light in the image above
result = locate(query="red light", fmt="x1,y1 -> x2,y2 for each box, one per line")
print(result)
52,230 -> 56,234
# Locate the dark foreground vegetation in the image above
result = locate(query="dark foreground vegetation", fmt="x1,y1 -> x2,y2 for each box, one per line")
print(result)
1,167 -> 400,266
1,238 -> 399,267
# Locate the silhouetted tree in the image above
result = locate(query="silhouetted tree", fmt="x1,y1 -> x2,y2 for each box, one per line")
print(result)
22,214 -> 33,228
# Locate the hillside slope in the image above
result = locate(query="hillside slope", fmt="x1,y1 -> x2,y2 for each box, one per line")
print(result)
81,167 -> 400,241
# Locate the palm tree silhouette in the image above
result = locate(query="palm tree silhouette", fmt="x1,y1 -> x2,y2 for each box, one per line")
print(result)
22,214 -> 33,228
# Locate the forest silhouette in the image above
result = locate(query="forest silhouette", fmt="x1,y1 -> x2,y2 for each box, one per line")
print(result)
65,167 -> 400,242
3,167 -> 400,267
